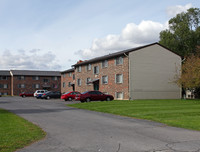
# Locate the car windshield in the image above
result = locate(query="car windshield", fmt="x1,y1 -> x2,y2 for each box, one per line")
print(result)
64,92 -> 70,94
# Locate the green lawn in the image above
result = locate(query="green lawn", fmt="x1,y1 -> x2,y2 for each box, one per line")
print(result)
69,99 -> 200,131
0,109 -> 46,152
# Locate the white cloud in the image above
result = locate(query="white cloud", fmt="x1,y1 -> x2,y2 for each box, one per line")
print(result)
166,3 -> 192,18
0,50 -> 61,70
76,20 -> 166,59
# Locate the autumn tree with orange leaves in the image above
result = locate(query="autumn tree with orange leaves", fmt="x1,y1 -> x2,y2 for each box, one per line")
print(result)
177,54 -> 200,98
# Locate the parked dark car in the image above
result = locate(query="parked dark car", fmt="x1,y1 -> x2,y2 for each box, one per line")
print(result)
42,91 -> 61,99
19,92 -> 34,97
61,91 -> 81,101
76,91 -> 114,103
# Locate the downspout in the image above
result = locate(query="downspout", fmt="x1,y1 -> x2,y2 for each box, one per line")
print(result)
10,70 -> 13,96
124,53 -> 130,100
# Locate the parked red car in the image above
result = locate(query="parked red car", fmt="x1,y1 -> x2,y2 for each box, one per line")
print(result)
19,92 -> 34,97
61,91 -> 81,101
76,91 -> 114,103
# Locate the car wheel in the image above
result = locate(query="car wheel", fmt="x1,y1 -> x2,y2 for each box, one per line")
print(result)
86,98 -> 91,102
47,96 -> 50,100
64,99 -> 67,101
80,100 -> 85,103
68,97 -> 72,101
22,95 -> 26,98
106,97 -> 111,101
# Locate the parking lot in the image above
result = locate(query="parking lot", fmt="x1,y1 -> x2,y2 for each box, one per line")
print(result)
1,96 -> 200,152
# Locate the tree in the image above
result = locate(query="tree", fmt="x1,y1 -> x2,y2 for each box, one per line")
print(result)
159,8 -> 200,57
176,55 -> 200,98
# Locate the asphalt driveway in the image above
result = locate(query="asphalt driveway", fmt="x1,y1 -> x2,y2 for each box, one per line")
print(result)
0,97 -> 200,152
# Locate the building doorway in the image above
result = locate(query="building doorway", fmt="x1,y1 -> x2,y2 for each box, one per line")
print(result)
93,80 -> 99,91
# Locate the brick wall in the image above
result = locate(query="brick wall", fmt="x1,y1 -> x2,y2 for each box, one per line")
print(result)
61,72 -> 75,93
0,76 -> 11,95
13,75 -> 61,95
75,56 -> 129,100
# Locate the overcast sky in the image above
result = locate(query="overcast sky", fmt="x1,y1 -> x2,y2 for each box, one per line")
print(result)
0,0 -> 199,71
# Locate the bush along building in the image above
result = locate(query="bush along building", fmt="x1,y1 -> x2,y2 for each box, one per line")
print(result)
63,42 -> 181,100
0,70 -> 61,96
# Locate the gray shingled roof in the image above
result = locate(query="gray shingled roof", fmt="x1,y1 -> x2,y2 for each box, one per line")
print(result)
61,68 -> 74,74
73,42 -> 177,67
11,70 -> 61,76
0,70 -> 10,76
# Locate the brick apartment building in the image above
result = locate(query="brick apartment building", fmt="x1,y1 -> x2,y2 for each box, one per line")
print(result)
0,70 -> 61,96
62,43 -> 181,100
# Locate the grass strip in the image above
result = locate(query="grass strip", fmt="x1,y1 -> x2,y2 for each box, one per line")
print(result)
0,109 -> 46,152
68,99 -> 200,131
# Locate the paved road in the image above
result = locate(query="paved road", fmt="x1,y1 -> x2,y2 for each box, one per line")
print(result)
0,97 -> 200,152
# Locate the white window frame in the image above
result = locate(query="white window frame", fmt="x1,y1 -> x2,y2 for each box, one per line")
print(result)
93,66 -> 99,75
77,79 -> 81,86
18,76 -> 25,80
115,92 -> 123,100
102,75 -> 108,84
77,66 -> 82,72
63,82 -> 65,88
52,76 -> 58,80
3,84 -> 8,89
115,56 -> 123,65
34,84 -> 40,89
115,74 -> 123,84
102,60 -> 108,68
18,84 -> 25,88
86,64 -> 92,71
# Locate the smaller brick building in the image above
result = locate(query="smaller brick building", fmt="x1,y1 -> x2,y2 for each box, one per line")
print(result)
0,70 -> 11,95
0,70 -> 61,96
11,70 -> 61,96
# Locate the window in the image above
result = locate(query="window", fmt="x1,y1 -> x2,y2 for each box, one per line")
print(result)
33,84 -> 40,89
32,76 -> 39,80
63,73 -> 66,78
18,76 -> 25,80
68,82 -> 71,87
0,76 -> 7,80
52,76 -> 58,80
116,92 -> 123,99
73,74 -> 75,80
68,72 -> 72,77
18,84 -> 25,88
86,64 -> 91,71
77,79 -> 81,86
102,76 -> 108,84
102,60 -> 108,68
0,84 -> 8,89
77,66 -> 81,72
116,56 -> 123,65
93,66 -> 99,74
43,79 -> 49,83
86,77 -> 91,85
63,82 -> 65,88
116,74 -> 123,83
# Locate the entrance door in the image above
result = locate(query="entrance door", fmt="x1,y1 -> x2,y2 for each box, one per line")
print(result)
93,80 -> 99,91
